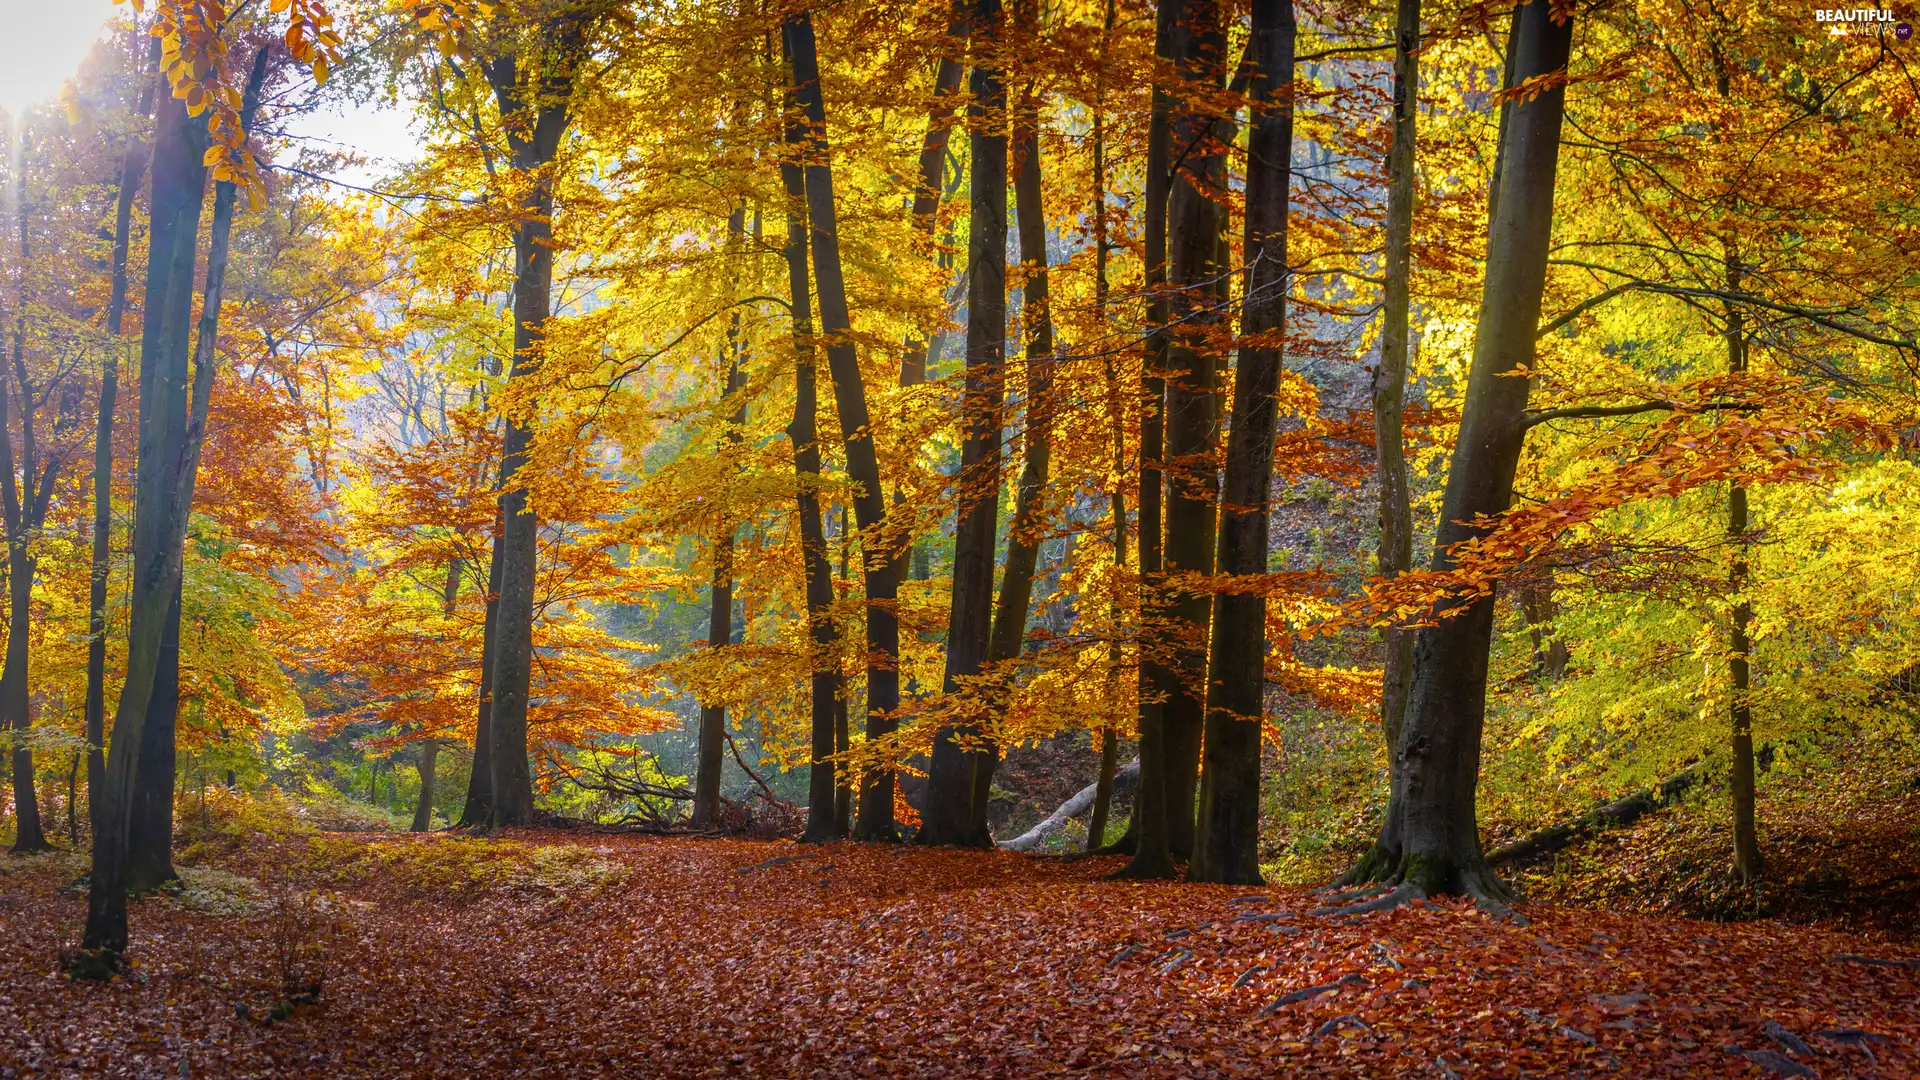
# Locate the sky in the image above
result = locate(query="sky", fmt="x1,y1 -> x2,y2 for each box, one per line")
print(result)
0,0 -> 117,113
1,0 -> 422,189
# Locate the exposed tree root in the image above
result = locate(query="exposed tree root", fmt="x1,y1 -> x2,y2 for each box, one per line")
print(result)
1331,843 -> 1399,889
1316,852 -> 1528,924
60,947 -> 123,983
1108,848 -> 1178,881
1312,883 -> 1393,905
1311,882 -> 1424,917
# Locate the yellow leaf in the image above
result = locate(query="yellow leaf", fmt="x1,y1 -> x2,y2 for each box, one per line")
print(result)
203,144 -> 224,166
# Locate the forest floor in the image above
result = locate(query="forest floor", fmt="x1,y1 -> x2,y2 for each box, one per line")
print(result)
1,823 -> 1917,1078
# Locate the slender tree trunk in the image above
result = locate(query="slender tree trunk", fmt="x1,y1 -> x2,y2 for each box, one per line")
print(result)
894,13 -> 971,697
693,205 -> 751,829
1519,584 -> 1568,678
922,0 -> 1009,848
835,500 -> 854,830
1116,0 -> 1186,879
1191,0 -> 1294,886
967,40 -> 1056,838
1,525 -> 45,853
1345,0 -> 1423,887
900,13 -> 969,389
1340,0 -> 1574,906
0,138 -> 51,854
1724,257 -> 1761,885
87,39 -> 160,842
412,557 -> 462,833
483,27 -> 589,828
1086,0 -> 1124,855
412,742 -> 438,832
66,752 -> 80,845
785,10 -> 904,841
84,46 -> 267,960
458,517 -> 503,827
780,94 -> 844,844
1159,0 -> 1229,863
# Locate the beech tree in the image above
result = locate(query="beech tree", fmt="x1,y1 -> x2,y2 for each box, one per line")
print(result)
783,6 -> 905,841
1191,0 -> 1294,886
921,0 -> 1007,849
1336,0 -> 1577,910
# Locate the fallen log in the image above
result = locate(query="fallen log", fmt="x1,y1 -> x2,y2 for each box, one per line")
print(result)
997,760 -> 1140,852
1487,768 -> 1696,867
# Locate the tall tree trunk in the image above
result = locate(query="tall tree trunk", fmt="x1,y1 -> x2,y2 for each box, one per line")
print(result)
457,516 -> 504,827
968,34 -> 1056,838
1345,0 -> 1423,888
1339,0 -> 1574,907
780,89 -> 844,845
1159,0 -> 1229,863
84,47 -> 267,961
128,47 -> 270,889
1724,257 -> 1761,885
693,205 -> 752,829
1086,0 -> 1123,855
1,132 -> 59,855
0,250 -> 44,852
922,0 -> 1009,848
784,9 -> 904,841
87,38 -> 160,842
894,13 -> 971,700
483,23 -> 590,828
1191,0 -> 1294,886
1115,0 -> 1186,879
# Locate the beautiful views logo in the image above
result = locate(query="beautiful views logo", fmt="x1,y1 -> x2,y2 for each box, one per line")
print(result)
1814,8 -> 1910,35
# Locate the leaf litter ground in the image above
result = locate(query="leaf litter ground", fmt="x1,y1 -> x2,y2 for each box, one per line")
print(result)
0,831 -> 1915,1078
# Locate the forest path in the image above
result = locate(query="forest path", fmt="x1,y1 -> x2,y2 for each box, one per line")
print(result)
2,831 -> 1916,1077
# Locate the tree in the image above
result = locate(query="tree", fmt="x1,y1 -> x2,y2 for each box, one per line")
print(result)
86,35 -> 160,843
1157,0 -> 1228,863
1191,0 -> 1294,886
82,35 -> 245,962
1351,0 -> 1422,888
783,7 -> 905,841
691,203 -> 751,829
0,129 -> 88,854
480,3 -> 602,828
126,45 -> 271,893
1336,0 -> 1576,910
1115,0 -> 1186,880
779,68 -> 843,844
921,0 -> 1007,849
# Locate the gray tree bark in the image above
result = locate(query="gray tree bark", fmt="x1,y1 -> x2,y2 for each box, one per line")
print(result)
482,15 -> 595,827
924,0 -> 1010,848
1337,0 -> 1575,909
784,9 -> 905,841
84,46 -> 267,959
1191,0 -> 1295,886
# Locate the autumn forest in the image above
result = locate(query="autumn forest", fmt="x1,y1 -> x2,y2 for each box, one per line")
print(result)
0,0 -> 1918,1075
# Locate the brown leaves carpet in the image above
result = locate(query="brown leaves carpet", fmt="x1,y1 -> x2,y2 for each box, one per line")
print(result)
1,832 -> 1914,1078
